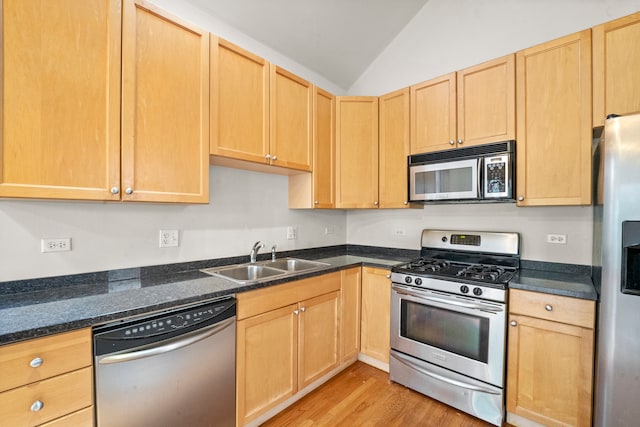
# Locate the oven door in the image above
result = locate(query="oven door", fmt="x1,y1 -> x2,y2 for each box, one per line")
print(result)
390,283 -> 505,386
409,158 -> 481,201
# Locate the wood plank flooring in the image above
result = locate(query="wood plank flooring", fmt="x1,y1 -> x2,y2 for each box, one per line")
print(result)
261,361 -> 494,427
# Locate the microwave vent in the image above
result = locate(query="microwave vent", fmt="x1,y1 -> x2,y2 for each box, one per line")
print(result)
410,140 -> 515,164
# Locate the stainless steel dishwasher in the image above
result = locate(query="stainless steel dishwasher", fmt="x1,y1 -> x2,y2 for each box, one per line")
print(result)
94,296 -> 236,427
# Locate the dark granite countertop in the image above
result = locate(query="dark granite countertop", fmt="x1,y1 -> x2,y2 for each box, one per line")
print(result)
0,245 -> 598,345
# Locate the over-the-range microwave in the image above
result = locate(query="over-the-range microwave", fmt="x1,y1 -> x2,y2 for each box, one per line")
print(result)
408,141 -> 515,202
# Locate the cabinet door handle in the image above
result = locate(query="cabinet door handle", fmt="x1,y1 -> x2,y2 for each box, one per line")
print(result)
30,357 -> 43,368
272,155 -> 277,161
110,186 -> 119,194
449,140 -> 455,145
386,274 -> 391,279
457,139 -> 463,145
265,154 -> 271,160
314,200 -> 319,205
510,321 -> 517,327
31,400 -> 44,412
373,201 -> 378,206
293,309 -> 299,315
545,304 -> 553,311
125,187 -> 133,195
518,196 -> 524,201
300,307 -> 306,312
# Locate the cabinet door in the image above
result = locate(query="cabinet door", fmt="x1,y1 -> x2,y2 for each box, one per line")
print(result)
379,88 -> 412,208
593,11 -> 640,126
210,37 -> 269,164
516,30 -> 592,206
121,0 -> 209,203
507,314 -> 594,427
0,0 -> 121,201
336,96 -> 379,208
457,54 -> 515,147
340,267 -> 361,363
298,291 -> 340,388
410,72 -> 456,154
270,65 -> 313,171
360,267 -> 391,364
236,304 -> 298,426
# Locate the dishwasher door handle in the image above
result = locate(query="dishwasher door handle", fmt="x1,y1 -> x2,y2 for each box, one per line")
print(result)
98,317 -> 235,365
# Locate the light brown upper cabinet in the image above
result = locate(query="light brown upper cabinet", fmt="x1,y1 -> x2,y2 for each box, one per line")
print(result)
0,0 -> 121,201
210,37 -> 312,172
593,11 -> 640,126
121,0 -> 209,203
516,30 -> 592,206
0,0 -> 209,203
335,97 -> 379,208
379,88 -> 415,208
289,87 -> 335,208
410,55 -> 515,154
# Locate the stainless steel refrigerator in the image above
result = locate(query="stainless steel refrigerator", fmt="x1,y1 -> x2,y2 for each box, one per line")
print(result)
593,113 -> 640,427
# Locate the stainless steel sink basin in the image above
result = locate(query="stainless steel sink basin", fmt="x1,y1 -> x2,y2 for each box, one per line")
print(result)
201,264 -> 286,284
201,258 -> 329,284
258,258 -> 329,272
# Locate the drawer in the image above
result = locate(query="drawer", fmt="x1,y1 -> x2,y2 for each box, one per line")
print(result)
237,271 -> 341,320
0,366 -> 93,426
509,289 -> 595,328
0,328 -> 92,392
40,406 -> 94,427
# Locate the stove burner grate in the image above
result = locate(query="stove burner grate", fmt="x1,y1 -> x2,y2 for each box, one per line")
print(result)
456,264 -> 505,282
409,258 -> 450,272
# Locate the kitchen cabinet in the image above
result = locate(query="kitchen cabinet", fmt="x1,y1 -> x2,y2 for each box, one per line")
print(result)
335,96 -> 379,208
506,289 -> 595,427
0,0 -> 209,203
210,37 -> 312,172
360,267 -> 391,367
121,0 -> 209,203
236,273 -> 340,426
516,30 -> 592,206
0,0 -> 121,201
379,88 -> 416,208
340,267 -> 362,362
0,328 -> 93,426
289,87 -> 335,208
593,11 -> 640,126
410,55 -> 515,154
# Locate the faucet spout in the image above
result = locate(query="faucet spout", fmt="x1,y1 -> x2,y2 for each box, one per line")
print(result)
250,241 -> 265,263
271,244 -> 277,261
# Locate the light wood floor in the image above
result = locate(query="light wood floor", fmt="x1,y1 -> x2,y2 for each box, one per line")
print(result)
261,361 -> 494,427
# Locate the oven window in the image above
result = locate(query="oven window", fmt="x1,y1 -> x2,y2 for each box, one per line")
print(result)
400,300 -> 489,362
415,167 -> 472,195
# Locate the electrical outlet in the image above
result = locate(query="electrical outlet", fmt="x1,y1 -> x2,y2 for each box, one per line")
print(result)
41,238 -> 71,253
325,227 -> 335,235
287,226 -> 297,240
159,230 -> 179,248
546,234 -> 567,244
395,229 -> 406,236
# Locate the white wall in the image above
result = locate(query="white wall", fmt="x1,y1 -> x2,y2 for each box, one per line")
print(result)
1,167 -> 346,281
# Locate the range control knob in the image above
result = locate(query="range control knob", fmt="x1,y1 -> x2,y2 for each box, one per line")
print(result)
404,276 -> 413,284
460,285 -> 469,294
473,287 -> 483,296
414,278 -> 423,286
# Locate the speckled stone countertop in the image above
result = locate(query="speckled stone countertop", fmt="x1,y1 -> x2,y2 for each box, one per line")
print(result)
0,245 -> 597,345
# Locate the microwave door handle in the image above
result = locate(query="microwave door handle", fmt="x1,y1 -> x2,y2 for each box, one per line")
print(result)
477,157 -> 483,198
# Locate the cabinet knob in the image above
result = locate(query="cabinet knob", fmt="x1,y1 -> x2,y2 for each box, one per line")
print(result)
110,187 -> 119,195
545,304 -> 553,311
518,196 -> 524,202
458,139 -> 463,145
314,200 -> 319,205
272,155 -> 277,161
510,321 -> 517,327
30,357 -> 43,368
125,187 -> 133,195
293,309 -> 299,315
386,274 -> 391,279
449,140 -> 455,145
403,201 -> 408,205
30,400 -> 44,412
373,201 -> 378,206
300,307 -> 306,312
265,154 -> 271,160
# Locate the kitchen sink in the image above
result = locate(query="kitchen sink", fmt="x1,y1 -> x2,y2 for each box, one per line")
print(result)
201,258 -> 329,284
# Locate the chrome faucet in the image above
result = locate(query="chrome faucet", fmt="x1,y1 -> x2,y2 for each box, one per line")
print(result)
250,241 -> 264,263
271,244 -> 277,261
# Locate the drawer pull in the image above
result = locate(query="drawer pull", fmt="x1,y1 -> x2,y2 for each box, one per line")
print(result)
31,400 -> 44,412
545,304 -> 553,311
30,357 -> 43,368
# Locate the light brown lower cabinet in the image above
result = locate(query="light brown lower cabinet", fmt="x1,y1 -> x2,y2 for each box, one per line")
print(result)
235,273 -> 341,426
506,289 -> 595,427
340,267 -> 362,362
360,267 -> 391,365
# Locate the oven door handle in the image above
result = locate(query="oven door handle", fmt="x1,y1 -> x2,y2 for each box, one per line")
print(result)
391,351 -> 501,395
393,287 -> 503,313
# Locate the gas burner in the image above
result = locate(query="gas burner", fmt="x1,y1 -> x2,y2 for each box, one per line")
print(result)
456,265 -> 505,282
410,258 -> 450,272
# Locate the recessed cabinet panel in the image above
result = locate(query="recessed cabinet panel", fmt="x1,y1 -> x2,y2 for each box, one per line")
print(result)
0,0 -> 121,200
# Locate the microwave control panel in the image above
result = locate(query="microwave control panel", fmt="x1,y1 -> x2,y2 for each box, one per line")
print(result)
484,154 -> 510,198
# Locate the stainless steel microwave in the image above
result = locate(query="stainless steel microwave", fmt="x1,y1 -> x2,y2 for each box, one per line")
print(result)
408,141 -> 515,202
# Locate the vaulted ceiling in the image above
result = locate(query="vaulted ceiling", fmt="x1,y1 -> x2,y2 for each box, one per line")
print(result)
186,0 -> 429,91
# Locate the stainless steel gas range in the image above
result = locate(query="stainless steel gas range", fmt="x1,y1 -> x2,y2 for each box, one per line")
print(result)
390,229 -> 520,426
